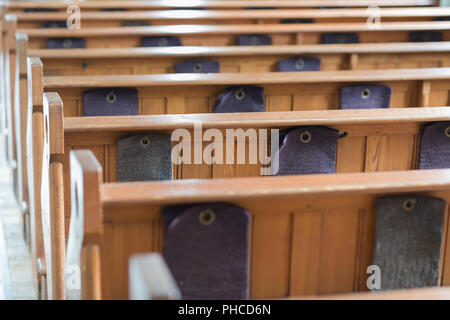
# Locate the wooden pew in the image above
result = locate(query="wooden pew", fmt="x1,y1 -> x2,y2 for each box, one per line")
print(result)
11,40 -> 450,229
22,62 -> 450,277
14,8 -> 450,29
64,148 -> 450,299
29,43 -> 450,76
41,92 -> 450,298
7,0 -> 439,14
19,21 -> 450,49
39,69 -> 450,118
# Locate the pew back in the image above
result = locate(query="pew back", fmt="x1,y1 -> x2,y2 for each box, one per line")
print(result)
14,8 -> 450,29
30,43 -> 450,77
20,22 -> 450,49
66,149 -> 450,299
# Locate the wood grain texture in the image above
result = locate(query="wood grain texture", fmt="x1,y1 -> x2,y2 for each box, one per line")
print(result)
67,149 -> 450,299
52,107 -> 447,237
44,68 -> 450,87
26,56 -> 45,298
14,33 -> 29,244
41,92 -> 65,300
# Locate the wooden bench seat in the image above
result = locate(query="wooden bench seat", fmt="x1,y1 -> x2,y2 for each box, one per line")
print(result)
7,0 -> 439,13
19,21 -> 450,49
64,148 -> 450,299
14,8 -> 450,29
39,92 -> 450,299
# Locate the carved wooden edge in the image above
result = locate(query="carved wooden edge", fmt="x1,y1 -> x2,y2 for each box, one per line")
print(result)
43,67 -> 450,88
66,150 -> 103,300
64,107 -> 450,133
4,14 -> 17,167
26,56 -> 44,298
129,253 -> 181,300
291,286 -> 450,300
5,14 -> 16,52
102,169 -> 450,206
16,33 -> 28,76
14,33 -> 29,218
43,92 -> 64,162
27,57 -> 43,113
41,92 -> 65,299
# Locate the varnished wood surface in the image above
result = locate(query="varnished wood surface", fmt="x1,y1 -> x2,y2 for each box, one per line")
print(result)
20,21 -> 450,37
30,42 -> 450,59
101,169 -> 450,206
64,107 -> 450,133
43,67 -> 450,88
69,149 -> 450,298
8,0 -> 437,10
13,8 -> 450,21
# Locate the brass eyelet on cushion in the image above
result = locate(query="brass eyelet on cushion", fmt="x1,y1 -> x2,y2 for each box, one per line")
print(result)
295,58 -> 304,70
445,127 -> 450,138
361,88 -> 371,100
250,36 -> 259,45
106,91 -> 117,103
62,38 -> 72,48
194,63 -> 202,72
158,38 -> 168,46
235,88 -> 245,100
337,35 -> 346,43
299,130 -> 312,143
199,209 -> 215,226
403,198 -> 416,211
140,136 -> 150,147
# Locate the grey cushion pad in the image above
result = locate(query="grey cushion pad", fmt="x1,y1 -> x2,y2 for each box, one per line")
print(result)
117,133 -> 172,182
372,195 -> 445,289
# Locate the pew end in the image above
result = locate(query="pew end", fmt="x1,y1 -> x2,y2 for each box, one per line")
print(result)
15,33 -> 29,246
129,253 -> 181,300
41,92 -> 64,299
65,149 -> 103,300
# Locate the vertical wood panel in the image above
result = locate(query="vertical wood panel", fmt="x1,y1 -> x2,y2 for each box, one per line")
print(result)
318,209 -> 360,295
251,211 -> 292,299
290,211 -> 322,296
